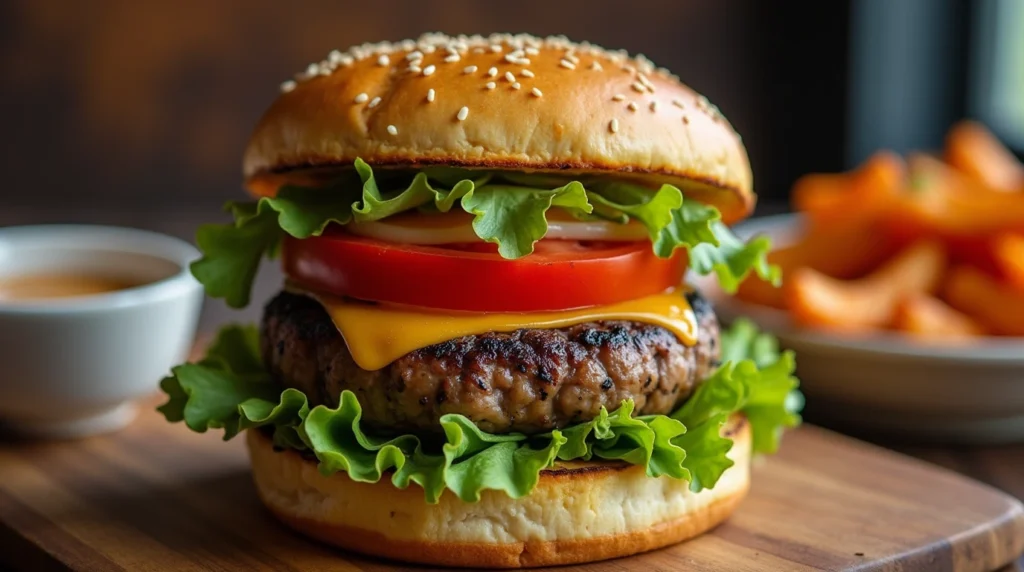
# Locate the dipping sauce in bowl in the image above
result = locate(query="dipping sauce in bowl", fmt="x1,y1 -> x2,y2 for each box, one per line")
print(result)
0,225 -> 204,439
0,273 -> 146,301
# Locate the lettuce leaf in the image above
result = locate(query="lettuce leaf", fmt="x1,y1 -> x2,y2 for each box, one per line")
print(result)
189,161 -> 780,309
673,413 -> 734,492
691,220 -> 782,294
462,182 -> 593,258
158,319 -> 801,503
673,317 -> 803,456
585,182 -> 683,236
190,204 -> 283,308
560,401 -> 689,479
352,158 -> 480,221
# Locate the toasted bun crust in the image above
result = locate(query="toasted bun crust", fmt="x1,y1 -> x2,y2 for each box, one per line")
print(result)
246,415 -> 750,568
243,33 -> 754,223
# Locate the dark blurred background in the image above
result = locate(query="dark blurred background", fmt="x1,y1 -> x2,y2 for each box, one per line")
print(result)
1,0 -> 1021,327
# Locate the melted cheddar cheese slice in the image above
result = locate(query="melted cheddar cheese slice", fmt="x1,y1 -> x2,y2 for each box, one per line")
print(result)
299,288 -> 698,371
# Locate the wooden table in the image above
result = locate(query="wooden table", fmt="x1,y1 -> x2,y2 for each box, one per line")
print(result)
802,412 -> 1024,571
871,450 -> 1024,571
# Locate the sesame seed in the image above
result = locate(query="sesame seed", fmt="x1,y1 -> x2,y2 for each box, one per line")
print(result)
387,125 -> 398,135
505,52 -> 530,65
422,45 -> 436,54
328,50 -> 344,64
611,94 -> 625,102
512,82 -> 521,90
463,65 -> 478,74
368,96 -> 381,108
649,101 -> 658,112
377,54 -> 390,66
473,47 -> 485,54
565,53 -> 580,64
426,88 -> 435,102
457,106 -> 469,121
672,99 -> 685,109
682,115 -> 690,124
485,81 -> 496,90
531,87 -> 543,97
338,54 -> 354,67
505,71 -> 516,82
408,65 -> 422,73
487,67 -> 498,78
406,51 -> 423,61
609,119 -> 619,133
444,54 -> 460,63
526,47 -> 540,56
521,69 -> 535,78
560,59 -> 577,70
422,65 -> 436,76
280,80 -> 297,93
627,102 -> 638,111
354,93 -> 369,103
631,82 -> 646,93
490,44 -> 503,53
590,61 -> 603,71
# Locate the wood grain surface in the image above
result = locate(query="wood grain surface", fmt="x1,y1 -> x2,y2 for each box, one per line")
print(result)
0,396 -> 1021,572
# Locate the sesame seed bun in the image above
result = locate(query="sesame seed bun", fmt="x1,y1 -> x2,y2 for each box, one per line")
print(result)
243,33 -> 755,223
246,415 -> 751,568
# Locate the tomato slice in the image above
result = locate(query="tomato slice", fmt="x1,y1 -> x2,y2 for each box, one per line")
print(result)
282,231 -> 686,312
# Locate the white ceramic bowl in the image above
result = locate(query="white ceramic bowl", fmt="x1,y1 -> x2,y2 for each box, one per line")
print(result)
697,213 -> 1024,444
0,225 -> 203,439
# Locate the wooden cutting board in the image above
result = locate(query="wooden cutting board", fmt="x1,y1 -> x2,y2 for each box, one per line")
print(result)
0,398 -> 1022,572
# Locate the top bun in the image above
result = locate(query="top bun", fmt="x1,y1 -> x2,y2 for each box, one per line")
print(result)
243,33 -> 754,223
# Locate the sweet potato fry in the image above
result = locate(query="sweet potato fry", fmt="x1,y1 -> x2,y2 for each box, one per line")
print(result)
993,233 -> 1024,291
945,120 -> 1024,192
945,266 -> 1024,336
889,154 -> 1024,239
892,293 -> 987,339
784,240 -> 946,332
791,151 -> 905,229
735,219 -> 899,309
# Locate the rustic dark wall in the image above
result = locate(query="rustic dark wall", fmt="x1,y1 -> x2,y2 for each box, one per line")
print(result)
0,0 -> 851,213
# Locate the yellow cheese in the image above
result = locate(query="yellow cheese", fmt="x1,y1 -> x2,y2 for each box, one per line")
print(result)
304,289 -> 698,371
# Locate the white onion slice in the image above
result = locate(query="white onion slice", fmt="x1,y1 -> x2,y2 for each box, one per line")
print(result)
347,214 -> 649,244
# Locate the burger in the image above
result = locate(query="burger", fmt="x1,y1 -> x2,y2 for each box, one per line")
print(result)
159,32 -> 802,568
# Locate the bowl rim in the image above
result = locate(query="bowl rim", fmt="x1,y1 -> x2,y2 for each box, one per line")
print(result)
699,212 -> 1024,364
0,224 -> 202,315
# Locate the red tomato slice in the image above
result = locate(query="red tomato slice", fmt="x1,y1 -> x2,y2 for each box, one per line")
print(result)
281,231 -> 686,312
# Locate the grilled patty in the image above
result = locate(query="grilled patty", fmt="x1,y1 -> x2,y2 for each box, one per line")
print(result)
260,290 -> 721,435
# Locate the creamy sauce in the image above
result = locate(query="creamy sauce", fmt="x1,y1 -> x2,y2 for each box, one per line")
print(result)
0,273 -> 144,301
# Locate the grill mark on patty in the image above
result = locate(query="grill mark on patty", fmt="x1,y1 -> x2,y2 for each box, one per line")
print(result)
260,290 -> 721,435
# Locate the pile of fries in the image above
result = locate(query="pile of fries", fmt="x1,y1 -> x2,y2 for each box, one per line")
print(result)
737,121 -> 1024,339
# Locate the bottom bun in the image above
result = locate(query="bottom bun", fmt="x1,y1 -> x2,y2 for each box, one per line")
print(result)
246,416 -> 750,568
